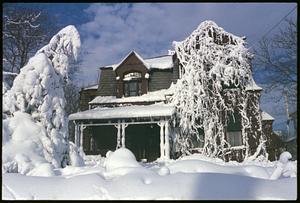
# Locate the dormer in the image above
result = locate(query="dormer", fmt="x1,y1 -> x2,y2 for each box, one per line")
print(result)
98,51 -> 177,98
114,51 -> 149,98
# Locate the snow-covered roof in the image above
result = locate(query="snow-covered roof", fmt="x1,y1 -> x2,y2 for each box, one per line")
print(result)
83,84 -> 98,90
89,88 -> 174,105
144,55 -> 174,70
69,103 -> 175,121
101,52 -> 174,71
261,111 -> 275,121
246,78 -> 263,91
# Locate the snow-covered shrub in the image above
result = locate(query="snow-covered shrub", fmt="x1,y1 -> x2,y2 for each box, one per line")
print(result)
104,148 -> 140,171
2,112 -> 54,175
3,25 -> 81,168
279,151 -> 292,164
270,151 -> 296,180
171,20 -> 266,160
158,166 -> 170,176
69,142 -> 85,167
27,163 -> 56,177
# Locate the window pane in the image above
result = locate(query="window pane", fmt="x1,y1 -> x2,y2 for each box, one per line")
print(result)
227,112 -> 241,131
124,81 -> 141,97
227,131 -> 242,146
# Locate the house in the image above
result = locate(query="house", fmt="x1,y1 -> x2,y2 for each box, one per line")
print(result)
69,49 -> 280,162
70,52 -> 179,162
261,111 -> 284,160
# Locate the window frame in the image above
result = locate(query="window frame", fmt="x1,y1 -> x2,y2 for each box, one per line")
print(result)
123,79 -> 142,97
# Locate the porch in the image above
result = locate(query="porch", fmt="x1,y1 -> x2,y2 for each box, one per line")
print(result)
69,103 -> 175,161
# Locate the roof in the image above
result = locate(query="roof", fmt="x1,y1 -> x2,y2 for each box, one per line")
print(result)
261,111 -> 275,121
69,103 -> 175,121
89,87 -> 174,105
83,84 -> 98,90
245,77 -> 263,91
101,52 -> 174,71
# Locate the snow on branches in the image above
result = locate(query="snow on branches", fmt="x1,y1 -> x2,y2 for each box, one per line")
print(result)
3,25 -> 81,168
172,20 -> 267,160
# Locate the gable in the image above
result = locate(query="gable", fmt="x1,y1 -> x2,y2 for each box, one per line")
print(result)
115,52 -> 149,77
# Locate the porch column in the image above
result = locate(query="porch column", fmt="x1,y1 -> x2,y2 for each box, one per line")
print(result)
74,122 -> 80,148
114,120 -> 121,149
121,121 -> 128,148
80,124 -> 86,150
90,136 -> 94,151
158,121 -> 165,159
164,121 -> 170,160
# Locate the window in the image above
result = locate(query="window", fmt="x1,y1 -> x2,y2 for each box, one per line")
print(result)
227,131 -> 242,147
123,72 -> 142,97
227,111 -> 242,146
124,80 -> 141,97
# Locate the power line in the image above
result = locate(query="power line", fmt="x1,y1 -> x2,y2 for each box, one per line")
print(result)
249,5 -> 297,50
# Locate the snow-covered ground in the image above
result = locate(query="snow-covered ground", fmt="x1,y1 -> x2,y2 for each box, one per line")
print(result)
2,148 -> 297,200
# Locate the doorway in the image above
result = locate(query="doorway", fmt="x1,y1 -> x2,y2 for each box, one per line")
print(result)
125,124 -> 160,162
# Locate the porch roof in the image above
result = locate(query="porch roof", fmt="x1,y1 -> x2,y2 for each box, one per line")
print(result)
69,103 -> 175,121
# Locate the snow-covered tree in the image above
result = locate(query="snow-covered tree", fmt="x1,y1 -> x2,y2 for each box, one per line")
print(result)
171,20 -> 267,160
3,25 -> 81,167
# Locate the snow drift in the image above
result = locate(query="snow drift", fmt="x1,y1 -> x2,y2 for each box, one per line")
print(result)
2,150 -> 297,200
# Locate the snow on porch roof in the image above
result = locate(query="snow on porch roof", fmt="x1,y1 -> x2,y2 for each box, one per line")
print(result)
89,88 -> 173,105
69,103 -> 175,121
101,52 -> 174,71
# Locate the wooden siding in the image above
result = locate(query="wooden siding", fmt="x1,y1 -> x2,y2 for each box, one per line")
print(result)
97,68 -> 116,96
79,89 -> 98,111
148,69 -> 173,91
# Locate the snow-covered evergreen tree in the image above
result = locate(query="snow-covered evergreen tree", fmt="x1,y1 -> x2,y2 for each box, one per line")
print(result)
171,20 -> 267,160
3,25 -> 81,167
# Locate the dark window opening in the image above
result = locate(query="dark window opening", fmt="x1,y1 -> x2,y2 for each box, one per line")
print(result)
227,111 -> 242,146
124,80 -> 142,97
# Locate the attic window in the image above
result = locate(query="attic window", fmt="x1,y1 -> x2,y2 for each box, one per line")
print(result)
124,80 -> 141,97
123,72 -> 142,97
123,72 -> 142,81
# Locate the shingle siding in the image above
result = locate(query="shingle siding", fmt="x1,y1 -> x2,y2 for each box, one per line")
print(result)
79,89 -> 98,111
97,68 -> 116,96
97,57 -> 180,95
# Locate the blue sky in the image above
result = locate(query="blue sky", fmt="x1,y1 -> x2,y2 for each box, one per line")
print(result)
4,3 -> 297,131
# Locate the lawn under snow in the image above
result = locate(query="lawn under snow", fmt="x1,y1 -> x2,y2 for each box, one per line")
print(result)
2,148 -> 297,200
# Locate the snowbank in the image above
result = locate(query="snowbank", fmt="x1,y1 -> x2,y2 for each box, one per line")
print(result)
104,148 -> 140,171
68,142 -> 85,167
2,112 -> 54,175
103,148 -> 142,179
2,168 -> 296,200
2,148 -> 297,200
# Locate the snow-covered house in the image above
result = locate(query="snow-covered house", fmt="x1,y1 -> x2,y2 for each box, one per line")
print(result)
70,52 -> 178,162
69,21 -> 279,162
